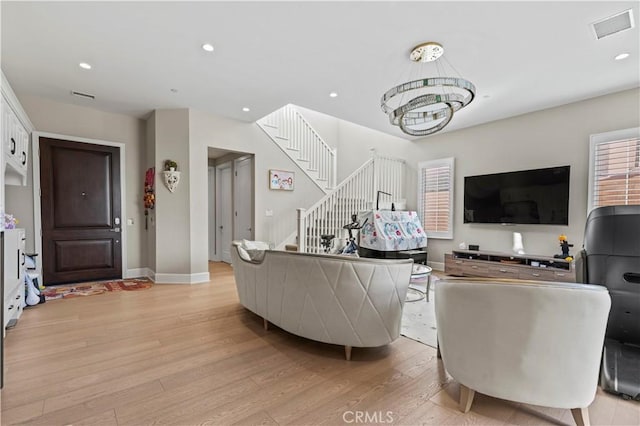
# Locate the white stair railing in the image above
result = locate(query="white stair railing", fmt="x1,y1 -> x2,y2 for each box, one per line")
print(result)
257,104 -> 337,193
297,152 -> 405,253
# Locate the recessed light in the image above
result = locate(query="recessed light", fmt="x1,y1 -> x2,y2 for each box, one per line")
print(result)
615,53 -> 630,61
242,107 -> 250,112
329,92 -> 338,98
202,43 -> 214,52
79,62 -> 92,70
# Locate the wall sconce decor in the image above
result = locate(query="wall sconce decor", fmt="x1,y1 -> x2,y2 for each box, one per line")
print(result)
162,159 -> 180,192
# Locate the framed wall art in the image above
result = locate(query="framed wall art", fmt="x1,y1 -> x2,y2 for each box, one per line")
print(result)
269,169 -> 294,191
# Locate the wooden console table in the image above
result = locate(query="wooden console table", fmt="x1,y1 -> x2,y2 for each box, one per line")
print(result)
444,249 -> 576,282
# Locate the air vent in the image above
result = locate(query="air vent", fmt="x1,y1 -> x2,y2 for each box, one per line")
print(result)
70,90 -> 95,100
592,9 -> 635,39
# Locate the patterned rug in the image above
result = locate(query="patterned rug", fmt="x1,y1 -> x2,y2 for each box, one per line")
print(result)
42,278 -> 153,301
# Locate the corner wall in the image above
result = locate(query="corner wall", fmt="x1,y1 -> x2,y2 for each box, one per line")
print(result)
6,94 -> 147,271
413,88 -> 640,266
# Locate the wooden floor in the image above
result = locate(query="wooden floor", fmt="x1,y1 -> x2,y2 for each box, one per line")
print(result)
1,262 -> 638,425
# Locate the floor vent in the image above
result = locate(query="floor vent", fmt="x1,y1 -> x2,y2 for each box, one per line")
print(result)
592,9 -> 635,40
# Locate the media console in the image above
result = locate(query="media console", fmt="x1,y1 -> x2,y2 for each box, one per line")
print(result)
444,249 -> 576,282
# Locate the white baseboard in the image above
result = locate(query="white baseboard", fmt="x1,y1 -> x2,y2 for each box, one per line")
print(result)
153,272 -> 210,284
126,268 -> 153,279
428,261 -> 444,272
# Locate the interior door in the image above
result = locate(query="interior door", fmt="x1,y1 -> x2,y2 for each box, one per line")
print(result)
234,156 -> 254,241
216,163 -> 233,263
40,137 -> 122,284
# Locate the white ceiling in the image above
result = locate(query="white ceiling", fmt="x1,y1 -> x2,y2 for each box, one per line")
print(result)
2,1 -> 639,140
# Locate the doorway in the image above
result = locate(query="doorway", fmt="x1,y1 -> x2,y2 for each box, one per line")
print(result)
35,134 -> 126,284
234,156 -> 254,241
216,162 -> 233,264
207,149 -> 254,264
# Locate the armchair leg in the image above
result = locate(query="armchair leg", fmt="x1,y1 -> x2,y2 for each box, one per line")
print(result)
571,407 -> 590,426
263,318 -> 269,331
459,384 -> 475,413
345,345 -> 352,361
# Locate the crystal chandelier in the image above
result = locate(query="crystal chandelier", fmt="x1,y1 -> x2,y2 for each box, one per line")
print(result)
381,42 -> 476,136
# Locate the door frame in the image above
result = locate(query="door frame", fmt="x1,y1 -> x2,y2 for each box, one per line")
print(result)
32,131 -> 127,281
215,161 -> 233,263
208,166 -> 218,261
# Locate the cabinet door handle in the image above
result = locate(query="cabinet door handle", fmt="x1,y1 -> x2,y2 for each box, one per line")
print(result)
532,273 -> 540,277
471,265 -> 478,269
499,269 -> 507,273
21,151 -> 26,165
17,249 -> 20,279
21,252 -> 26,266
8,304 -> 14,310
10,137 -> 16,154
15,294 -> 21,300
556,273 -> 565,277
455,260 -> 463,264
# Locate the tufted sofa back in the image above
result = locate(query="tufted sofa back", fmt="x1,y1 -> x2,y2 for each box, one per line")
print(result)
231,241 -> 413,348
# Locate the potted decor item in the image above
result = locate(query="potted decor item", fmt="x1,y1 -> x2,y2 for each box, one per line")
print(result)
164,159 -> 178,171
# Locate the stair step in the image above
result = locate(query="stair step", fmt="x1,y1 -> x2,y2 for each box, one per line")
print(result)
275,135 -> 289,141
286,147 -> 299,151
297,158 -> 309,162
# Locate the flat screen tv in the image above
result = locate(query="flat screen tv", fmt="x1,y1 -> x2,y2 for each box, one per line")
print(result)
464,166 -> 570,225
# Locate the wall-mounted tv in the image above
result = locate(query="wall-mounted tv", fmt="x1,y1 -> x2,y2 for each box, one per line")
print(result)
464,166 -> 570,225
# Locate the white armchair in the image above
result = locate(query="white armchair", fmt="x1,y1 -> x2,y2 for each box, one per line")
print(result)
435,279 -> 610,425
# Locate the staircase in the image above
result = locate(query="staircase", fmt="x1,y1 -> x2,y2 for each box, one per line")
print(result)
257,104 -> 337,193
297,152 -> 405,253
258,104 -> 406,253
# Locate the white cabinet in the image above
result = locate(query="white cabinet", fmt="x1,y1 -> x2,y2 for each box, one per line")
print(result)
1,71 -> 33,187
3,228 -> 25,332
2,94 -> 29,186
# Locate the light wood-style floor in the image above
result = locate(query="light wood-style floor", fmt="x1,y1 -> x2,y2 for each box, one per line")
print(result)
1,262 -> 638,425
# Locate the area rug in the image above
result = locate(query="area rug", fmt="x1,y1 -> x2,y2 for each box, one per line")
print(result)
42,278 -> 153,301
400,276 -> 439,349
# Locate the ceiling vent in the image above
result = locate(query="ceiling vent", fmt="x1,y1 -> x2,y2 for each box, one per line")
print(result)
70,90 -> 95,100
592,9 -> 635,39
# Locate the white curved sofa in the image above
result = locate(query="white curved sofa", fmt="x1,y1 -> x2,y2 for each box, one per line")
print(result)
231,241 -> 413,360
435,279 -> 611,425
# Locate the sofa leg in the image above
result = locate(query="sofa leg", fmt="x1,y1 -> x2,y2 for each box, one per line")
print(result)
345,345 -> 352,361
459,384 -> 475,413
571,407 -> 590,426
263,318 -> 268,331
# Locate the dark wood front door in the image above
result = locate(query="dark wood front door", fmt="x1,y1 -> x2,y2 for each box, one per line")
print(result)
40,137 -> 122,285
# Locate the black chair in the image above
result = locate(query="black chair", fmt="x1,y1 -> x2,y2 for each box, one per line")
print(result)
582,205 -> 640,400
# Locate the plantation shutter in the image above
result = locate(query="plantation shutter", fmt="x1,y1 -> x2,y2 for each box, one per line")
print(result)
589,128 -> 640,212
418,158 -> 454,239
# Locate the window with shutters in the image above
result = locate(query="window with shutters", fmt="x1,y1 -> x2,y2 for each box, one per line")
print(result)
418,157 -> 454,239
588,127 -> 640,212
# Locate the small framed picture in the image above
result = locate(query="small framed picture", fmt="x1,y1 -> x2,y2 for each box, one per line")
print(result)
269,169 -> 294,191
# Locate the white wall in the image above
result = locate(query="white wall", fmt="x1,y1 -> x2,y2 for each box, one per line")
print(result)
6,94 -> 147,270
189,109 -> 324,258
413,88 -> 640,266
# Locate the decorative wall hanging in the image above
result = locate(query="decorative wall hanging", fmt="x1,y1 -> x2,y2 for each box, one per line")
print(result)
162,170 -> 181,193
269,169 -> 294,191
144,167 -> 155,230
162,159 -> 181,193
